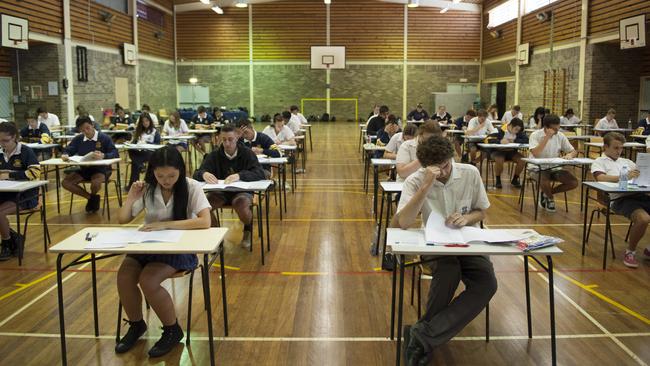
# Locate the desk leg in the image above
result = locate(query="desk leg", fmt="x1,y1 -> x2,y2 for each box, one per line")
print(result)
373,191 -> 385,256
547,256 -> 557,366
91,254 -> 99,336
283,164 -> 287,213
519,165 -> 527,212
373,166 -> 379,220
534,169 -> 541,220
580,166 -> 585,212
582,187 -> 590,256
56,166 -> 61,214
523,256 -> 532,338
116,163 -> 123,206
309,126 -> 313,152
104,175 -> 111,221
395,255 -> 405,366
603,200 -> 611,270
14,194 -> 22,265
219,248 -> 229,336
56,254 -> 67,366
382,193 -> 392,257
266,190 -> 271,252
202,254 -> 216,366
42,186 -> 50,250
363,153 -> 369,193
258,193 -> 265,266
390,260 -> 396,340
277,167 -> 283,221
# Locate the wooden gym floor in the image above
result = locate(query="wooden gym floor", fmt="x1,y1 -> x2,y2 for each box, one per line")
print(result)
0,122 -> 648,365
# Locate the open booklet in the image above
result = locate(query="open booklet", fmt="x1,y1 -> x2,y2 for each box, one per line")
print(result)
84,229 -> 184,249
68,152 -> 97,163
424,210 -> 533,245
201,180 -> 255,190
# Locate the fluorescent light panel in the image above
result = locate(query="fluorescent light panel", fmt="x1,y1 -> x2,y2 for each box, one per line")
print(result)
440,6 -> 449,13
407,0 -> 419,8
235,1 -> 248,7
324,0 -> 331,4
211,5 -> 223,14
200,0 -> 210,4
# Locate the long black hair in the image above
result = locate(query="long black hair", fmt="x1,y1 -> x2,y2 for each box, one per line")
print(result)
144,146 -> 188,220
132,112 -> 155,143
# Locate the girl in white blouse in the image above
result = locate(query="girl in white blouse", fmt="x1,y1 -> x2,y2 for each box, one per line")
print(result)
127,113 -> 161,189
116,146 -> 211,358
262,113 -> 296,145
162,111 -> 189,152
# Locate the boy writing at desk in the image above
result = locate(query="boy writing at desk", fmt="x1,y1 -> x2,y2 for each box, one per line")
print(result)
391,135 -> 496,365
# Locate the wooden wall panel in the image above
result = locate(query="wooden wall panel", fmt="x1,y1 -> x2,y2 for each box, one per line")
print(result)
71,0 -> 133,48
330,1 -> 404,60
483,15 -> 516,59
138,14 -> 174,59
589,0 -> 650,36
408,8 -> 480,60
0,48 -> 11,77
521,0 -> 581,47
176,9 -> 249,60
151,0 -> 173,11
252,0 -> 325,60
0,0 -> 63,37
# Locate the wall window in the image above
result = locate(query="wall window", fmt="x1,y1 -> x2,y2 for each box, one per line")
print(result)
137,0 -> 165,27
94,0 -> 128,14
524,0 -> 558,14
488,0 -> 558,28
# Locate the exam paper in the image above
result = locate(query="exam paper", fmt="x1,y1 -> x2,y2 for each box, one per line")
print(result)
636,153 -> 650,186
424,211 -> 533,245
202,181 -> 253,190
87,229 -> 184,247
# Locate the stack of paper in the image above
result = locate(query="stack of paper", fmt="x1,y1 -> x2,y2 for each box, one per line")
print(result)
84,229 -> 184,249
424,211 -> 533,245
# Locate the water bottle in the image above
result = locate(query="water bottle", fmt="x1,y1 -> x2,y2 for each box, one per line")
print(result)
619,165 -> 629,190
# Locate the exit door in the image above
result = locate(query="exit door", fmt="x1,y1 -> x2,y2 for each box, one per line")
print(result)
0,77 -> 13,121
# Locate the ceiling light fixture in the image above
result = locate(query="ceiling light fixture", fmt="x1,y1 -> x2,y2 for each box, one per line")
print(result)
189,77 -> 198,84
235,0 -> 248,8
211,5 -> 223,14
407,0 -> 419,8
200,0 -> 210,4
452,0 -> 461,3
440,6 -> 449,13
324,0 -> 331,4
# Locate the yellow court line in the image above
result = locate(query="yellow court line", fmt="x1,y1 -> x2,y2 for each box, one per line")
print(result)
281,272 -> 327,276
0,272 -> 57,301
212,264 -> 241,271
554,269 -> 650,325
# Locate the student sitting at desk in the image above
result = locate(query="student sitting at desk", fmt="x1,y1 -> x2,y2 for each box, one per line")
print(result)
240,118 -> 281,179
561,108 -> 581,126
61,116 -> 119,213
391,135 -> 495,365
162,111 -> 189,152
287,105 -> 308,134
453,109 -> 476,159
140,104 -> 158,126
109,106 -> 134,143
74,105 -> 102,132
637,111 -> 650,135
115,146 -> 211,357
591,132 -> 650,268
595,108 -> 619,131
366,105 -> 389,137
528,106 -> 546,129
396,121 -> 443,182
501,105 -> 522,124
528,114 -> 578,212
384,123 -> 417,160
367,104 -> 380,124
407,103 -> 429,122
261,113 -> 296,146
20,111 -> 51,143
190,105 -> 215,154
36,106 -> 60,130
375,116 -> 401,158
431,105 -> 452,125
465,109 -> 496,165
193,124 -> 266,249
0,122 -> 41,261
492,117 -> 528,189
127,113 -> 161,190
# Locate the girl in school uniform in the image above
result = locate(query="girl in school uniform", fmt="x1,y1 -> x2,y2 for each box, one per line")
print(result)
116,146 -> 211,358
127,113 -> 161,189
162,111 -> 189,152
262,113 -> 296,145
0,122 -> 41,261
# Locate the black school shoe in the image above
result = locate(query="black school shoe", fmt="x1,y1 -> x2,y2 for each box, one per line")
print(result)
88,194 -> 101,213
115,319 -> 147,354
0,240 -> 12,261
9,229 -> 23,258
148,322 -> 184,358
405,326 -> 429,366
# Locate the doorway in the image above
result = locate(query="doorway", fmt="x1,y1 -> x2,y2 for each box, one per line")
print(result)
496,82 -> 507,120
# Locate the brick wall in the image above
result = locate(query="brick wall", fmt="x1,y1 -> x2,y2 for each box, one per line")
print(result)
139,59 -> 177,114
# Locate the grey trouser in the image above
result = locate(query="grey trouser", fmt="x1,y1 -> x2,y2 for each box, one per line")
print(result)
412,255 -> 497,352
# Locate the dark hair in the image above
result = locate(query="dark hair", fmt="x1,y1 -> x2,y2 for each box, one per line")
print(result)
512,105 -> 521,112
238,118 -> 253,129
169,111 -> 181,128
282,111 -> 291,120
273,113 -> 283,123
542,114 -> 561,128
603,132 -> 626,146
36,107 -> 47,114
607,108 -> 616,115
466,109 -> 477,117
418,120 -> 443,136
290,105 -> 299,112
379,105 -> 389,114
386,114 -> 398,125
115,106 -> 125,113
24,111 -> 38,121
132,113 -> 155,142
144,146 -> 188,220
197,105 -> 207,113
403,123 -> 418,137
533,107 -> 546,121
509,117 -> 524,129
220,124 -> 236,134
416,135 -> 454,167
477,109 -> 488,118
76,116 -> 93,129
0,122 -> 19,140
565,108 -> 574,116
142,104 -> 151,111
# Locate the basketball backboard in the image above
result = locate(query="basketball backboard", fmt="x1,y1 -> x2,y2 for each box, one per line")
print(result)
620,14 -> 646,49
311,46 -> 346,70
1,14 -> 28,50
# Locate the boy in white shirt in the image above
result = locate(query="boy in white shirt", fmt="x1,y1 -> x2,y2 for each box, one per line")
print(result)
595,108 -> 618,131
384,123 -> 417,160
560,108 -> 581,125
528,114 -> 578,212
466,109 -> 496,165
591,132 -> 650,268
287,105 -> 307,134
501,105 -> 523,124
36,107 -> 60,130
392,135 -> 495,365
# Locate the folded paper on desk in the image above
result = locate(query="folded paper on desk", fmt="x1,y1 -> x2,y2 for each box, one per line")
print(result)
84,229 -> 184,249
68,152 -> 95,163
202,181 -> 254,190
424,211 -> 533,245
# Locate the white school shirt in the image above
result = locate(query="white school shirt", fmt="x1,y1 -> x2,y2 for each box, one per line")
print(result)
163,119 -> 189,137
385,132 -> 404,154
596,117 -> 618,130
501,111 -> 523,123
528,129 -> 574,158
38,113 -> 60,129
134,130 -> 158,144
487,112 -> 498,121
528,117 -> 539,129
147,113 -> 159,127
262,125 -> 295,144
395,138 -> 419,182
560,115 -> 581,125
467,117 -> 496,136
287,115 -> 301,133
397,163 -> 490,226
131,178 -> 211,223
591,155 -> 638,200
